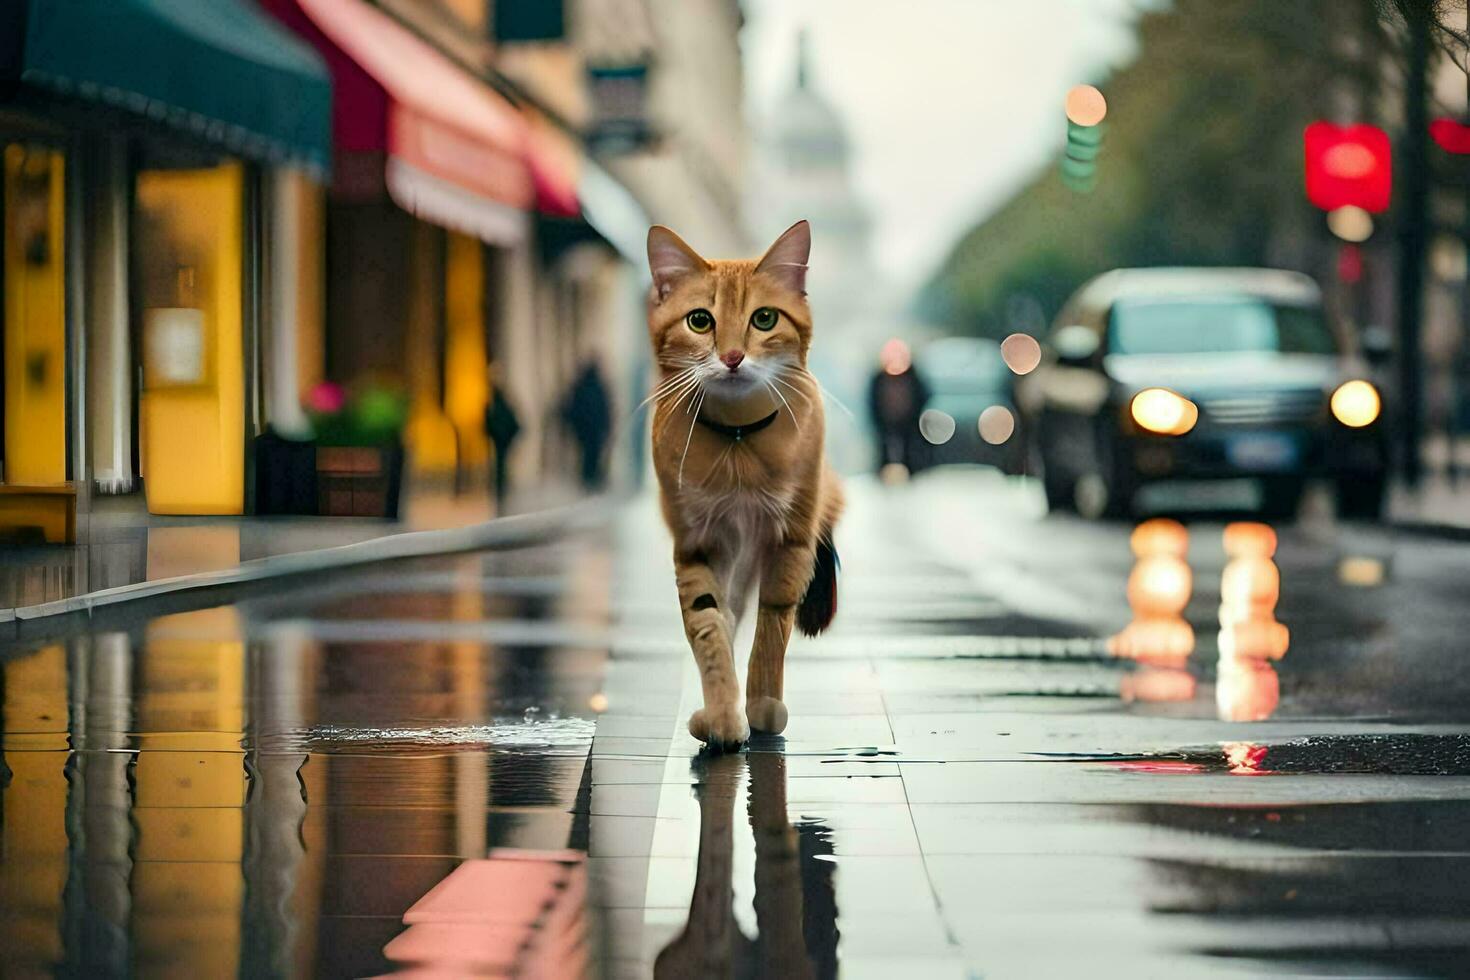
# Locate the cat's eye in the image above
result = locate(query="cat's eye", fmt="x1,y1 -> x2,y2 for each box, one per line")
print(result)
750,307 -> 779,331
685,309 -> 714,333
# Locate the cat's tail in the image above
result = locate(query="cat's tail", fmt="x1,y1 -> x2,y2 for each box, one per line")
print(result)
796,473 -> 844,637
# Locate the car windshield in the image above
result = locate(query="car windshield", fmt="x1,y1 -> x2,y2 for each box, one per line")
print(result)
918,341 -> 1007,395
1109,296 -> 1337,356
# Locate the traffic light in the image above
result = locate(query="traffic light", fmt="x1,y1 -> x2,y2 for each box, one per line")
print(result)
1303,122 -> 1391,213
1429,118 -> 1470,155
1062,85 -> 1107,193
1061,120 -> 1105,192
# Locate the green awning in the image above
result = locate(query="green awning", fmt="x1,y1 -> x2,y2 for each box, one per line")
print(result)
21,0 -> 331,174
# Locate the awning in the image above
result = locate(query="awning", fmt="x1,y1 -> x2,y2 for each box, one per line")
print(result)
19,0 -> 331,174
526,113 -> 581,218
265,0 -> 534,246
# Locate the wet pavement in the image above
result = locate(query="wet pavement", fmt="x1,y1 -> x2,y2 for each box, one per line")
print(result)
5,469 -> 1470,976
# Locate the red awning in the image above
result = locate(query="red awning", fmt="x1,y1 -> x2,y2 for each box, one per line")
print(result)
274,0 -> 534,244
525,114 -> 581,218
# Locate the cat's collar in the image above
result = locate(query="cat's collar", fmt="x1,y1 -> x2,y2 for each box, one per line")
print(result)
695,409 -> 779,442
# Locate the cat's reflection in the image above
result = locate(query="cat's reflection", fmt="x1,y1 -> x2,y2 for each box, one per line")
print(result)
655,751 -> 838,980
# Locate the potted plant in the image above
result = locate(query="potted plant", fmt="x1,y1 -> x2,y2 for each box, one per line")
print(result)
305,382 -> 407,518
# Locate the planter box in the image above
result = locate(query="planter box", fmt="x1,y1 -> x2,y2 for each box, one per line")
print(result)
316,444 -> 403,518
253,432 -> 402,518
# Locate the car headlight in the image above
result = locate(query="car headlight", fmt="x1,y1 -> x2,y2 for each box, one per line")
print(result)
1130,388 -> 1198,436
1330,379 -> 1380,428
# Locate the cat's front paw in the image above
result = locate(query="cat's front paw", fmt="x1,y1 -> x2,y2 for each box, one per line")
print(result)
688,704 -> 749,751
746,696 -> 789,735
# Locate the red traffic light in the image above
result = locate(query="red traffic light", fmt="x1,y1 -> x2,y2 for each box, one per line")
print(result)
1430,117 -> 1470,155
1303,122 -> 1391,213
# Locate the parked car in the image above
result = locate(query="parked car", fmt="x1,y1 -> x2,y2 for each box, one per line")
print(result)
1018,268 -> 1387,519
914,337 -> 1022,473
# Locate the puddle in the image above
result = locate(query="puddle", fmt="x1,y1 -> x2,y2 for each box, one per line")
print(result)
0,546 -> 609,978
1044,733 -> 1470,777
306,716 -> 597,753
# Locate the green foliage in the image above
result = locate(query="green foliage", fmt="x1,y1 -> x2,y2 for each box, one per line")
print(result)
926,0 -> 1392,339
308,384 -> 407,446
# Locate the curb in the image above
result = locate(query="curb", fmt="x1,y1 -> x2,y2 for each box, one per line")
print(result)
0,496 -> 612,639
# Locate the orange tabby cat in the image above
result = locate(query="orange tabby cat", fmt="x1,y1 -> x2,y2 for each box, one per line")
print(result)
645,220 -> 844,750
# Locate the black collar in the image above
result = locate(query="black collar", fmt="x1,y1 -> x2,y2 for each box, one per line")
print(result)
696,409 -> 779,442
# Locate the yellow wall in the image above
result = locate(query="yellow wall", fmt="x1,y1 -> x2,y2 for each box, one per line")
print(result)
297,178 -> 326,397
404,222 -> 457,475
3,145 -> 67,485
136,164 -> 245,514
445,231 -> 490,470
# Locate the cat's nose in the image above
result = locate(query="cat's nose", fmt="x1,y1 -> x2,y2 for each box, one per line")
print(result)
721,350 -> 745,370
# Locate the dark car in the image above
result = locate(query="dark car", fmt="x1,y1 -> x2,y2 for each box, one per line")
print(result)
914,337 -> 1022,473
1018,268 -> 1387,519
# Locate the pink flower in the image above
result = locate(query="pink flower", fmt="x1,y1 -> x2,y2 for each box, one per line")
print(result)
305,381 -> 346,414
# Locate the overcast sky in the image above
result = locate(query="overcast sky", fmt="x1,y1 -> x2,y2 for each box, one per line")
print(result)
741,0 -> 1146,293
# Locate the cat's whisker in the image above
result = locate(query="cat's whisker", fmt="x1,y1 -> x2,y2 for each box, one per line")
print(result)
766,371 -> 814,408
684,375 -> 710,414
781,368 -> 855,419
661,378 -> 702,415
662,372 -> 704,416
629,366 -> 700,417
763,379 -> 800,434
676,389 -> 705,490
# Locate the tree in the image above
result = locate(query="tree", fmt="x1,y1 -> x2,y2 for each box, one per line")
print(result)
924,1 -> 1392,339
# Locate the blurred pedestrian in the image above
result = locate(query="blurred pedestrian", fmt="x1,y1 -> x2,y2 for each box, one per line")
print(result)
868,338 -> 930,472
484,365 -> 520,509
562,360 -> 612,490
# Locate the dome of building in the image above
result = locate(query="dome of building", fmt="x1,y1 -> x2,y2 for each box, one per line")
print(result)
772,32 -> 850,170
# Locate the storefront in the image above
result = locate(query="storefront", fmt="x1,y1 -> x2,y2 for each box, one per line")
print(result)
262,0 -> 577,483
0,0 -> 329,530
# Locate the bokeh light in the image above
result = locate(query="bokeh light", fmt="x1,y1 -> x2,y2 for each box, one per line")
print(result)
1221,556 -> 1281,615
1130,517 -> 1188,558
918,408 -> 956,445
1120,666 -> 1196,703
1112,520 -> 1195,663
1000,332 -> 1041,375
1217,663 -> 1281,723
1337,555 -> 1385,587
1065,84 -> 1107,126
1130,555 -> 1192,616
978,405 -> 1015,445
1330,379 -> 1381,428
1130,387 -> 1198,435
1327,205 -> 1373,242
1222,521 -> 1276,559
880,337 -> 912,375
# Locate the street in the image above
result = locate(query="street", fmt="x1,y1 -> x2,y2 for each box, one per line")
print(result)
5,470 -> 1470,977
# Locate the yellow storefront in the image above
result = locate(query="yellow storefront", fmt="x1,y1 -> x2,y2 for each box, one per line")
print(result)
3,0 -> 331,528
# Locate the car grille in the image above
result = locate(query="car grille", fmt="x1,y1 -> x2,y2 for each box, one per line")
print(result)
1199,389 -> 1325,427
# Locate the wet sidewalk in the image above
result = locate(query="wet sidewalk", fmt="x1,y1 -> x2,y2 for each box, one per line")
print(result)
0,480 -> 585,620
1,531 -> 615,977
590,475 -> 1470,978
5,473 -> 1470,976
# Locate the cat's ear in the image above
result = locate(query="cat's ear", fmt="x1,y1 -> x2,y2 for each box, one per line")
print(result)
755,219 -> 810,295
647,225 -> 708,302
